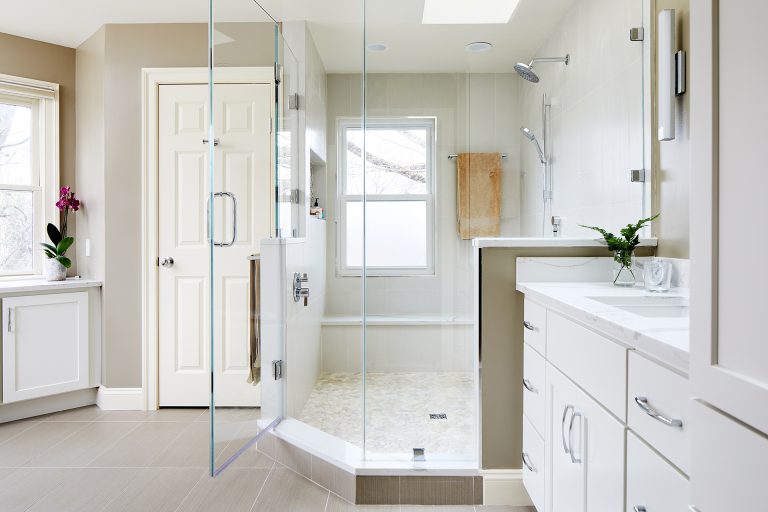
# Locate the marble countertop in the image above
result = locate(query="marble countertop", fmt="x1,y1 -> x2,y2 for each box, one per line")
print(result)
0,277 -> 102,294
473,237 -> 658,248
517,281 -> 689,373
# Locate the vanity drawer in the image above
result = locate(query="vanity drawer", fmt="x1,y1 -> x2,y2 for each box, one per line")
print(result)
627,351 -> 690,474
522,415 -> 546,512
523,343 -> 546,436
547,312 -> 627,419
626,431 -> 689,512
523,299 -> 546,356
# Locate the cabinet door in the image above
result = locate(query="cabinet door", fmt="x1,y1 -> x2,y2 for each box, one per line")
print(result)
690,0 -> 768,435
549,365 -> 585,512
549,364 -> 625,512
2,292 -> 89,403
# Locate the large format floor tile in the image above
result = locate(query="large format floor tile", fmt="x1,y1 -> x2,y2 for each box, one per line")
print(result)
252,467 -> 330,512
0,468 -> 72,512
0,421 -> 87,467
25,421 -> 140,467
100,467 -> 205,512
176,467 -> 270,512
27,468 -> 139,512
89,421 -> 192,467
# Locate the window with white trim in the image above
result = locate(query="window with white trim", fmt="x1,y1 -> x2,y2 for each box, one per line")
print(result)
0,75 -> 59,276
338,117 -> 435,276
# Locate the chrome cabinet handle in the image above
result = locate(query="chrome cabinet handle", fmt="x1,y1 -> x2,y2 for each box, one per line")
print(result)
634,507 -> 647,512
522,452 -> 537,473
206,191 -> 238,247
523,320 -> 536,331
634,396 -> 683,428
569,411 -> 582,463
561,405 -> 574,454
523,378 -> 537,393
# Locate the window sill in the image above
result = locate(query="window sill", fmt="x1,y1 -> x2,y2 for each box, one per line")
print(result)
0,277 -> 102,294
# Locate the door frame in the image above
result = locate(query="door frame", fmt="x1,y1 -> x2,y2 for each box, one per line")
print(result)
140,67 -> 274,410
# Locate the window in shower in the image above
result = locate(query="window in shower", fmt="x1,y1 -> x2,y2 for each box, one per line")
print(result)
337,117 -> 435,276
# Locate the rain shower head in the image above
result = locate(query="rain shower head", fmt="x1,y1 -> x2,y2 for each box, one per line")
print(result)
515,54 -> 570,83
520,127 -> 547,164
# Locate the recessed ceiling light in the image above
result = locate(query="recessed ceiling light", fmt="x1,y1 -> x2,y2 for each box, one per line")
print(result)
422,0 -> 521,24
367,43 -> 389,53
466,42 -> 493,53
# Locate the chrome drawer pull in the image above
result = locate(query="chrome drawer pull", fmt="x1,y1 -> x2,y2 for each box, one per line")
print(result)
522,452 -> 537,473
523,378 -> 537,393
523,320 -> 536,331
569,411 -> 582,463
634,396 -> 683,428
561,405 -> 574,454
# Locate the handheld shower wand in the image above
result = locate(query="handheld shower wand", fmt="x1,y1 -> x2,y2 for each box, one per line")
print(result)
520,127 -> 547,164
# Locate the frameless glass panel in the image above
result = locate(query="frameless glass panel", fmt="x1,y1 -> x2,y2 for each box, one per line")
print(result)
0,189 -> 34,273
210,0 -> 279,477
0,102 -> 33,186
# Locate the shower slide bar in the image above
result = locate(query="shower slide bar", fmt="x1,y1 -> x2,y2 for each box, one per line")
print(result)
448,153 -> 508,159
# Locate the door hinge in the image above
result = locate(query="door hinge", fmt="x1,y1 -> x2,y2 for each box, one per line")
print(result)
630,27 -> 644,41
269,117 -> 273,134
7,308 -> 13,332
631,169 -> 646,182
272,360 -> 283,380
289,93 -> 300,111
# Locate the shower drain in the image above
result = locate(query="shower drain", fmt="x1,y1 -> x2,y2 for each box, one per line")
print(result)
429,413 -> 448,420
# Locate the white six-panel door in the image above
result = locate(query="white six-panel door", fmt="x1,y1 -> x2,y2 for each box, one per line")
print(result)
158,82 -> 272,407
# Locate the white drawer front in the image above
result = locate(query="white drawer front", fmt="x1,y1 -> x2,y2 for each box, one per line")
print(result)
628,351 -> 690,474
523,343 -> 546,437
523,299 -> 546,356
522,415 -> 546,512
626,431 -> 688,512
547,312 -> 627,419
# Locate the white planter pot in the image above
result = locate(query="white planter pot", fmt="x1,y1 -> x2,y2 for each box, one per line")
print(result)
44,258 -> 67,281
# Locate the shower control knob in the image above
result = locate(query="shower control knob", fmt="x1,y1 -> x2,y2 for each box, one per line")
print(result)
159,257 -> 175,268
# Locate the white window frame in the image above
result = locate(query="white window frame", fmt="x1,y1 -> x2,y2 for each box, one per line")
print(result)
0,73 -> 59,278
336,116 -> 436,277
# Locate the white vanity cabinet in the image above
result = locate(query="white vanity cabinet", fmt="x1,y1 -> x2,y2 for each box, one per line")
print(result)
2,292 -> 89,403
521,297 -> 689,512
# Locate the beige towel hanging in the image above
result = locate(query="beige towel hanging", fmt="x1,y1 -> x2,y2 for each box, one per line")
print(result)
456,152 -> 502,239
246,255 -> 261,385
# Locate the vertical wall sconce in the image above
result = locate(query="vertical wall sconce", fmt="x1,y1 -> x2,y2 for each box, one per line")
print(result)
658,9 -> 676,141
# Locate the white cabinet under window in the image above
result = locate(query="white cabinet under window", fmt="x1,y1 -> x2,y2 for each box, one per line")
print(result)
2,292 -> 89,403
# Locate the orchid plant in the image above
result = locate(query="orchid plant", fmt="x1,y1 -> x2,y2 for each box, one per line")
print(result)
40,187 -> 80,269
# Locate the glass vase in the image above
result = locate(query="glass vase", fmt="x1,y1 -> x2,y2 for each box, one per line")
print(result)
612,251 -> 637,287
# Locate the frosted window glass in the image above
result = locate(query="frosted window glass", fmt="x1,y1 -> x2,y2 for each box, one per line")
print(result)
346,201 -> 427,268
0,190 -> 34,273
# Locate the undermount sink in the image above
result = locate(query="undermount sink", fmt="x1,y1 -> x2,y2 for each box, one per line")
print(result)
587,295 -> 689,318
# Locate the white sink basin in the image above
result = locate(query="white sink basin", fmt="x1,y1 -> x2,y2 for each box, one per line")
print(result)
587,295 -> 689,318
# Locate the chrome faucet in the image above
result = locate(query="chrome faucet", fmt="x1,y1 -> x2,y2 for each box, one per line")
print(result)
293,272 -> 309,306
552,216 -> 563,237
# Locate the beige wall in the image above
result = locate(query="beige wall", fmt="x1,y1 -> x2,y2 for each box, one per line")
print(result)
76,23 -> 275,388
654,0 -> 691,258
0,32 -> 77,272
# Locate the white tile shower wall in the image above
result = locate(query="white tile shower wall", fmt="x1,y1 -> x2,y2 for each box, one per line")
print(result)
320,324 -> 474,373
519,0 -> 646,237
325,73 -> 521,319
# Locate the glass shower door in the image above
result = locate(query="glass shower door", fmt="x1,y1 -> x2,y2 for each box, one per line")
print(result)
208,0 -> 284,476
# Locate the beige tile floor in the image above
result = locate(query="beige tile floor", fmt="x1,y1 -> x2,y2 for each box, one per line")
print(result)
0,406 -> 533,512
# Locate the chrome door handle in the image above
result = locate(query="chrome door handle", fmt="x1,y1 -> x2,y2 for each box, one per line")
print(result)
634,507 -> 647,512
523,378 -> 537,393
159,257 -> 174,267
202,138 -> 220,146
569,411 -> 582,463
206,191 -> 238,247
561,405 -> 574,454
522,452 -> 537,473
634,396 -> 683,428
523,320 -> 536,331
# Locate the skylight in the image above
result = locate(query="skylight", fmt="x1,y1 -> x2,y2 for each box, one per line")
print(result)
422,0 -> 521,24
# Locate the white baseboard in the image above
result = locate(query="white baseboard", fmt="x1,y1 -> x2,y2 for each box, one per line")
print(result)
96,387 -> 144,410
0,388 -> 98,423
481,469 -> 533,506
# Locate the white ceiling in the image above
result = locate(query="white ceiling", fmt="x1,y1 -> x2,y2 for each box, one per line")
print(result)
0,0 -> 577,73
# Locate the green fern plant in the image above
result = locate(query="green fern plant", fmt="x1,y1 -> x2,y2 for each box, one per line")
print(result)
580,214 -> 659,283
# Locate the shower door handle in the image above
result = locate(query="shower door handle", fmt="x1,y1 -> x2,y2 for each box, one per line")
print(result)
206,192 -> 237,247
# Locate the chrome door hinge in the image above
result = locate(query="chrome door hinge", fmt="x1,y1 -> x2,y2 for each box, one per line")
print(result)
274,63 -> 282,85
630,27 -> 644,41
631,169 -> 646,182
290,189 -> 300,204
272,360 -> 283,380
289,93 -> 300,111
6,308 -> 13,332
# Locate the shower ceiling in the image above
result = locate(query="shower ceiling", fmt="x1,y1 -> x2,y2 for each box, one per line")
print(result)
1,0 -> 577,73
